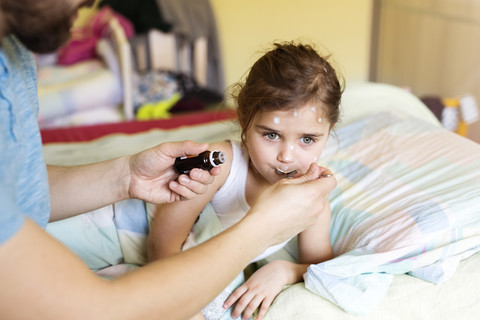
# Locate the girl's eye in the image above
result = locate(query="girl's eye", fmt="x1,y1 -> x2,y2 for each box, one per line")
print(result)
301,137 -> 315,144
266,133 -> 278,140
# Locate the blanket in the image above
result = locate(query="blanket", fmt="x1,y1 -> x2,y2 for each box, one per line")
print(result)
305,111 -> 480,315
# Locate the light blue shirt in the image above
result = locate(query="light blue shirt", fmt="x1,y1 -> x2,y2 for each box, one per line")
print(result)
0,36 -> 50,244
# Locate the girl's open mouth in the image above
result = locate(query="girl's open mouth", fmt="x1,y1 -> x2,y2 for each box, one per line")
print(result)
275,168 -> 298,178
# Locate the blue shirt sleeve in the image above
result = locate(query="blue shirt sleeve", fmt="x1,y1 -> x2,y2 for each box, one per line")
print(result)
0,36 -> 50,245
0,185 -> 26,244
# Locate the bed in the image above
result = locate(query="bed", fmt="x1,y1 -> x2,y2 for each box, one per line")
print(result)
43,82 -> 480,319
36,5 -> 219,130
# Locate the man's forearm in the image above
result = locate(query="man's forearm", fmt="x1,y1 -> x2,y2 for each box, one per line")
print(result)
0,217 -> 268,320
112,216 -> 268,319
47,158 -> 129,221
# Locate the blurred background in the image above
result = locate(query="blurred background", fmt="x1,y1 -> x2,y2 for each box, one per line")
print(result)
38,0 -> 480,142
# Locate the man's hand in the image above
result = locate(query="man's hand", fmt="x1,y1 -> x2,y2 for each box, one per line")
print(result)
128,140 -> 221,203
246,163 -> 337,247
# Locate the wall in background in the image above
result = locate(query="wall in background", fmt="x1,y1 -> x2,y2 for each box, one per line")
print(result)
373,0 -> 480,98
210,0 -> 373,89
372,0 -> 480,143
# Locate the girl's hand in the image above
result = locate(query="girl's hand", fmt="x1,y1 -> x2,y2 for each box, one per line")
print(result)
223,260 -> 292,320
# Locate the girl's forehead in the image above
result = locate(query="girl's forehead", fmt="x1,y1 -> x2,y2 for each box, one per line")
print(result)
255,103 -> 327,125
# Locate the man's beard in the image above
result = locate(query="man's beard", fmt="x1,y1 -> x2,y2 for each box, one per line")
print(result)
4,0 -> 97,54
14,18 -> 73,53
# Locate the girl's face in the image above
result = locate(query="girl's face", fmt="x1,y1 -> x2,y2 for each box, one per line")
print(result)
245,103 -> 331,184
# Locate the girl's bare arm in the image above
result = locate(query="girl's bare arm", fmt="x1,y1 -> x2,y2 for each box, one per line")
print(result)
297,183 -> 334,264
147,142 -> 233,261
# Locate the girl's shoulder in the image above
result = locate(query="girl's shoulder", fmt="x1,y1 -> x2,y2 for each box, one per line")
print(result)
208,140 -> 241,165
209,140 -> 233,152
208,140 -> 249,186
208,140 -> 235,185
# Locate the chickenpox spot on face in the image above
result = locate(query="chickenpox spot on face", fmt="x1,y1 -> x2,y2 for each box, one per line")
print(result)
273,117 -> 280,124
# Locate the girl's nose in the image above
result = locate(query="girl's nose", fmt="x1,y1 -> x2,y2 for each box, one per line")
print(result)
277,144 -> 295,163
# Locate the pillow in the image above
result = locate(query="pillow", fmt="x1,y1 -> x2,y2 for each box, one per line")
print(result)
305,110 -> 480,315
37,61 -> 122,125
339,82 -> 440,127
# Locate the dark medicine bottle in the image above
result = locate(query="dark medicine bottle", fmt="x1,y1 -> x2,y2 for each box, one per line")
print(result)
174,150 -> 226,174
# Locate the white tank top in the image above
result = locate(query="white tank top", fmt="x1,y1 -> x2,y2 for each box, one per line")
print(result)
211,140 -> 292,262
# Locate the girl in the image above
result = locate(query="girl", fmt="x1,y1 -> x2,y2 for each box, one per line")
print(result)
147,41 -> 342,320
